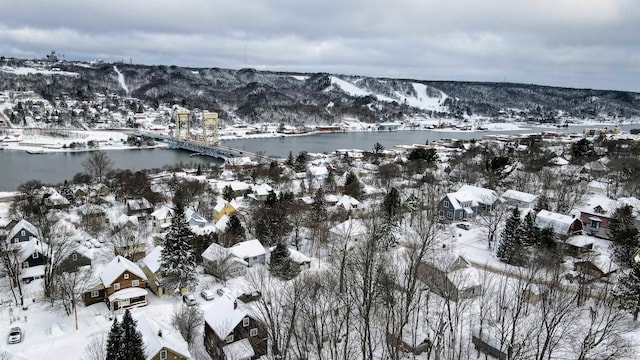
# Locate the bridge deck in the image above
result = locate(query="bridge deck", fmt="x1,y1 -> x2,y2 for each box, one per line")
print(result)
136,132 -> 275,162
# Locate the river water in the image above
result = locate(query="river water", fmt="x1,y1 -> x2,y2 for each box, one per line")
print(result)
0,124 -> 637,191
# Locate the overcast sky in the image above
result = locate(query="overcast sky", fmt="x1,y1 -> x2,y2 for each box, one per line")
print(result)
1,0 -> 639,92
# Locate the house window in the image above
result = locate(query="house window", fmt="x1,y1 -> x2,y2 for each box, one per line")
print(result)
243,317 -> 249,327
132,280 -> 139,287
444,201 -> 449,208
22,262 -> 29,269
91,291 -> 99,298
250,328 -> 258,337
33,252 -> 39,259
72,253 -> 78,261
124,273 -> 129,280
160,350 -> 167,360
447,212 -> 452,220
21,230 -> 25,236
590,220 -> 601,229
114,283 -> 120,290
226,335 -> 234,343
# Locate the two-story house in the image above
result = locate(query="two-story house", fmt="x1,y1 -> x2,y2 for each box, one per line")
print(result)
57,246 -> 93,273
579,195 -> 640,239
19,238 -> 48,283
7,219 -> 39,244
151,205 -> 174,232
438,185 -> 500,222
83,255 -> 148,310
204,294 -> 267,360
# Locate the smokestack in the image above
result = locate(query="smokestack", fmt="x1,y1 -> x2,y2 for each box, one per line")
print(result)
234,300 -> 237,310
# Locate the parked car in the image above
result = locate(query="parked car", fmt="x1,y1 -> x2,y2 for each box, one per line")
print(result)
216,288 -> 225,296
200,289 -> 215,301
456,223 -> 471,230
238,291 -> 262,303
182,294 -> 197,306
8,327 -> 22,344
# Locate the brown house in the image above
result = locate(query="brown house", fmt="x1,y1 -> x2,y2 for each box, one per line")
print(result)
416,255 -> 482,301
83,255 -> 149,310
204,294 -> 267,360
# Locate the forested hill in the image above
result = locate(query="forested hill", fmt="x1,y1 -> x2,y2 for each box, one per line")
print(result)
1,57 -> 639,124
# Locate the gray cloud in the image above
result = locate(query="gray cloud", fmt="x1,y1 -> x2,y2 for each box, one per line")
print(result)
0,0 -> 639,91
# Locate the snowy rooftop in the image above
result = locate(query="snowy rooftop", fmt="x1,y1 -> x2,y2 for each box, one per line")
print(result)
223,338 -> 254,360
335,195 -> 361,210
8,218 -> 39,240
230,239 -> 265,259
201,242 -> 229,262
502,189 -> 538,204
151,205 -> 174,220
99,255 -> 147,286
204,294 -> 247,338
535,210 -> 580,235
458,184 -> 499,205
135,312 -> 191,360
140,246 -> 163,274
269,246 -> 311,265
329,218 -> 368,238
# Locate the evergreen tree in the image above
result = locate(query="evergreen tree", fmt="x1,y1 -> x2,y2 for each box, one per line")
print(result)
610,205 -> 640,269
161,204 -> 198,293
615,263 -> 640,321
286,151 -> 294,167
343,171 -> 362,198
310,188 -> 328,225
106,318 -> 123,360
521,210 -> 538,246
497,207 -> 526,266
222,185 -> 234,202
382,187 -> 401,224
120,310 -> 145,360
324,170 -> 336,192
269,242 -> 300,280
223,214 -> 246,246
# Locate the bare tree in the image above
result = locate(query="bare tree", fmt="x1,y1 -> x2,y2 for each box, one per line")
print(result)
246,266 -> 302,359
82,151 -> 113,184
52,268 -> 94,330
477,201 -> 507,251
83,333 -> 106,360
108,222 -> 149,261
0,239 -> 25,306
172,303 -> 203,345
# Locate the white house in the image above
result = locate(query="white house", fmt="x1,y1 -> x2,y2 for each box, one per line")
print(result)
501,189 -> 538,209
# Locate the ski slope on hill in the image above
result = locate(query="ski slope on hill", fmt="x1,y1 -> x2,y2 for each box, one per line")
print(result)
329,76 -> 447,112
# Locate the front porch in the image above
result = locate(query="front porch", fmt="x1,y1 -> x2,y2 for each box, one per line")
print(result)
107,287 -> 148,310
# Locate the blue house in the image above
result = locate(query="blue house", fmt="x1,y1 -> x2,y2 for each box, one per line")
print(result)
438,185 -> 500,222
7,219 -> 39,244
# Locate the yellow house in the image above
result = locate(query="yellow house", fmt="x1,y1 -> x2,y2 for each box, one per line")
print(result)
213,198 -> 238,223
140,246 -> 187,297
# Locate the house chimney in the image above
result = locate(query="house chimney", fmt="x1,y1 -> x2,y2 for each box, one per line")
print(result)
234,300 -> 237,310
117,257 -> 120,263
158,329 -> 162,337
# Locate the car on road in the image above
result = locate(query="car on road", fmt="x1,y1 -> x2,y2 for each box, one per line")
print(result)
238,291 -> 262,303
200,289 -> 215,301
182,294 -> 197,306
456,223 -> 471,230
8,327 -> 22,344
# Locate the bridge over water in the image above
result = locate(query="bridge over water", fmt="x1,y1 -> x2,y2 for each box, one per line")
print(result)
135,132 -> 276,162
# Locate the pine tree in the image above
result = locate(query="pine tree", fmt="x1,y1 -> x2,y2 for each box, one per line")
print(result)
161,204 -> 198,293
310,188 -> 327,225
521,210 -> 538,246
120,309 -> 145,360
223,214 -> 245,246
610,205 -> 640,269
222,185 -> 234,202
615,263 -> 640,321
343,171 -> 362,198
497,207 -> 526,266
270,243 -> 300,280
105,318 -> 123,360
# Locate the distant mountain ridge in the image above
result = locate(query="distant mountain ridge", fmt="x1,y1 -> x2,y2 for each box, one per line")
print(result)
1,57 -> 639,124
